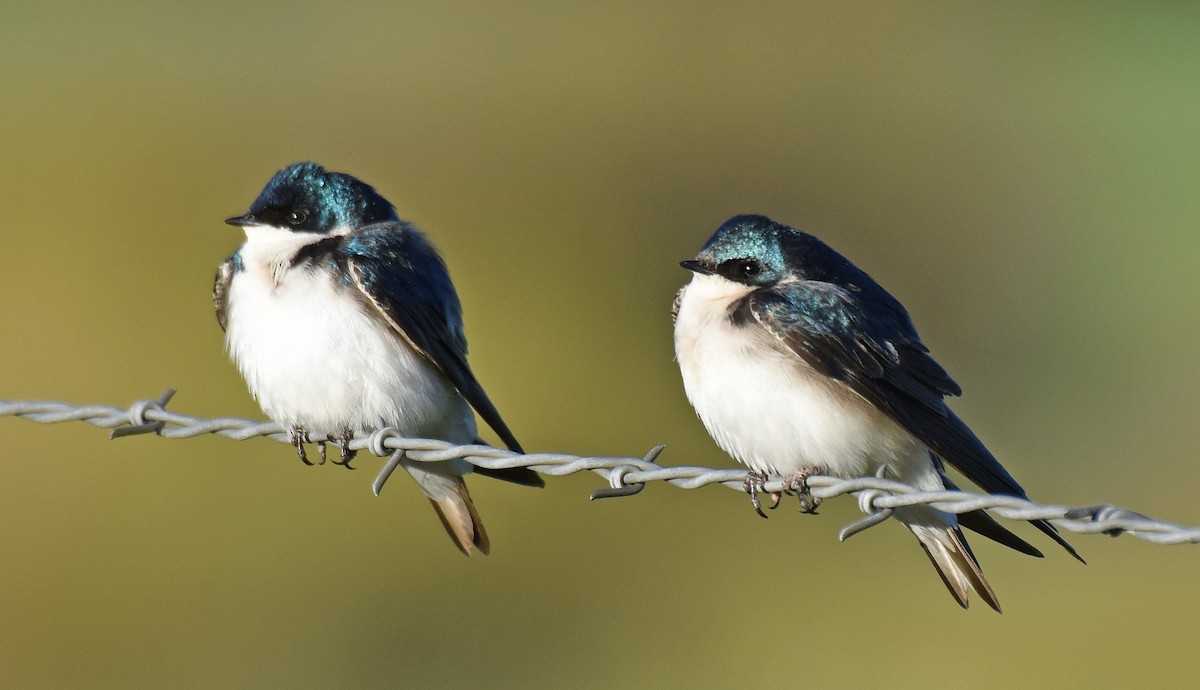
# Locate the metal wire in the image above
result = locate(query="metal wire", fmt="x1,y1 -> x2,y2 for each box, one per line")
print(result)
3,389 -> 1198,546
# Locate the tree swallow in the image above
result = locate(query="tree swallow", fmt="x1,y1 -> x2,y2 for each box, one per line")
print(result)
673,214 -> 1082,611
214,162 -> 542,556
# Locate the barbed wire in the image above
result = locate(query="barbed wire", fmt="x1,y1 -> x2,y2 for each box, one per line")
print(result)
3,389 -> 1198,546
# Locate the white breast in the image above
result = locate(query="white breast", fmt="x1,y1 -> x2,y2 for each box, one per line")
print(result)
224,227 -> 475,443
673,273 -> 935,486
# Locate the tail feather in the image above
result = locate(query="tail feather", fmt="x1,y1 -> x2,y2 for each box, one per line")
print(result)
913,524 -> 1001,612
404,460 -> 490,556
427,488 -> 490,556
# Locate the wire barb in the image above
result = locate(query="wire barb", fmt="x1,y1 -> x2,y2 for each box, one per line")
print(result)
373,449 -> 406,496
108,388 -> 176,439
838,467 -> 895,542
589,445 -> 665,500
3,390 -> 1200,546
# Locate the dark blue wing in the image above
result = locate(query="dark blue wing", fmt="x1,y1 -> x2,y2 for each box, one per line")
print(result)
745,280 -> 1080,560
213,252 -> 242,332
341,222 -> 527,456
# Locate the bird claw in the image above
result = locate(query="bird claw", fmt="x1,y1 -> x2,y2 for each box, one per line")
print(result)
743,470 -> 779,519
287,427 -> 354,468
782,466 -> 822,514
290,427 -> 315,466
329,429 -> 357,469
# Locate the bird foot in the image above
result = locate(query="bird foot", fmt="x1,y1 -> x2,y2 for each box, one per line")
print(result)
743,470 -> 782,519
289,427 -> 315,466
781,466 -> 822,514
329,429 -> 357,469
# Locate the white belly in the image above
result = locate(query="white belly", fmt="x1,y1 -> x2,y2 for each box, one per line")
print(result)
673,274 -> 935,486
224,262 -> 475,443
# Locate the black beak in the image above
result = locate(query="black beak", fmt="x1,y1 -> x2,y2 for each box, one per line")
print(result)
225,214 -> 255,227
680,259 -> 714,275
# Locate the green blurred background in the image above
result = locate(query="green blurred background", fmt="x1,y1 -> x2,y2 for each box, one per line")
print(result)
2,2 -> 1198,688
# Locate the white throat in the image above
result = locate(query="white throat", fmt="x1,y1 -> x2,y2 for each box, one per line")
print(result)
682,271 -> 754,303
238,224 -> 346,284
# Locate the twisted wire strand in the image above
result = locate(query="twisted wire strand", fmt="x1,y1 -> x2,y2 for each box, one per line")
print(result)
3,389 -> 1198,545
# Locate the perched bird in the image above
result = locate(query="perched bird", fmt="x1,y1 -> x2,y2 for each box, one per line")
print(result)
214,162 -> 542,555
672,214 -> 1081,611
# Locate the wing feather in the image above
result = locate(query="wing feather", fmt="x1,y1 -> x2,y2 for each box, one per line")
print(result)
747,281 -> 1080,560
213,254 -> 241,332
341,224 -> 528,458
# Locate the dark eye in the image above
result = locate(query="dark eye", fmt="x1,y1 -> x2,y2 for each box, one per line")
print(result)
720,258 -> 763,281
288,210 -> 308,225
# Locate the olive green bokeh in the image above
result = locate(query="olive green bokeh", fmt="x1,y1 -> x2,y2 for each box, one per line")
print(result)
2,2 -> 1198,688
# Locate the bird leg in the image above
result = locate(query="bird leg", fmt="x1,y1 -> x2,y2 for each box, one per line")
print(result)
781,466 -> 822,514
330,429 -> 357,469
289,426 -> 315,466
743,470 -> 782,519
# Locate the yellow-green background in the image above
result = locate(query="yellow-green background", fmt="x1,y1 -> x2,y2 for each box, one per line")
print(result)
2,2 -> 1197,688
